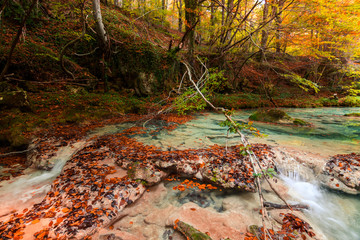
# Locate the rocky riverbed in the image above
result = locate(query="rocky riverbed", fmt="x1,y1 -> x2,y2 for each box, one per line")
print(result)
2,123 -> 358,240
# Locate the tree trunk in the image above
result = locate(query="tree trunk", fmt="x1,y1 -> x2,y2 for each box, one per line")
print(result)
226,0 -> 234,40
260,0 -> 269,61
184,0 -> 197,57
92,0 -> 110,92
210,0 -> 215,26
221,0 -> 225,27
0,0 -> 37,81
210,0 -> 215,40
161,0 -> 167,23
274,0 -> 285,53
92,0 -> 108,48
177,0 -> 183,32
0,0 -> 9,19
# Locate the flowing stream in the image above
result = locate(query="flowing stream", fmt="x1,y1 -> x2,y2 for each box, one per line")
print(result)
136,107 -> 360,239
1,107 -> 360,239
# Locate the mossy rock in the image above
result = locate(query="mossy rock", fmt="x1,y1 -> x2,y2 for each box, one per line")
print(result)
293,118 -> 311,126
344,112 -> 360,117
0,90 -> 31,111
175,221 -> 212,240
0,128 -> 30,149
249,109 -> 311,127
249,109 -> 292,123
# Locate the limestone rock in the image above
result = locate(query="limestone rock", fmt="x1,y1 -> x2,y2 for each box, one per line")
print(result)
322,153 -> 360,194
166,202 -> 249,240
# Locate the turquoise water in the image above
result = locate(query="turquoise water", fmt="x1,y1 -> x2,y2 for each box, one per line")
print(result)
137,107 -> 360,156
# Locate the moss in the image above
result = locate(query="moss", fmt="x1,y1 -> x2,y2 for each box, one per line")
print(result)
249,109 -> 312,127
175,221 -> 212,240
9,129 -> 30,149
318,97 -> 339,107
249,109 -> 292,122
0,126 -> 30,149
293,118 -> 311,126
344,112 -> 360,117
127,162 -> 139,179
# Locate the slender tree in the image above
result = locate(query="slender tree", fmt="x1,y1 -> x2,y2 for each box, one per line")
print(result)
177,0 -> 183,32
92,0 -> 110,91
260,0 -> 269,61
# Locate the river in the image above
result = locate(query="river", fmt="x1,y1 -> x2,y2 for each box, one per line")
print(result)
0,107 -> 359,239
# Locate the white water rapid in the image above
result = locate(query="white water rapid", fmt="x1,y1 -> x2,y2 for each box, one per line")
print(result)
280,170 -> 360,240
0,140 -> 87,217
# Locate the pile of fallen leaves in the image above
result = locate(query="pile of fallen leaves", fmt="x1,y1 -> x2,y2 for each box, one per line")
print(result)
172,179 -> 218,191
0,136 -> 145,239
326,153 -> 360,173
245,213 -> 315,240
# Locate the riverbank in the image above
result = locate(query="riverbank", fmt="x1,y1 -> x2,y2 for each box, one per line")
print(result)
2,87 -> 360,152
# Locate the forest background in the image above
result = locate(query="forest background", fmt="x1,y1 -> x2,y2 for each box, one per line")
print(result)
0,0 -> 360,150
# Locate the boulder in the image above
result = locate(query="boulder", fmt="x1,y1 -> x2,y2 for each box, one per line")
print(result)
0,90 -> 31,111
249,108 -> 311,126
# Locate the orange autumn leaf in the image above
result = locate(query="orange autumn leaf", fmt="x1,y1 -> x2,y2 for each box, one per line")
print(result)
55,217 -> 64,225
31,219 -> 40,225
62,208 -> 70,213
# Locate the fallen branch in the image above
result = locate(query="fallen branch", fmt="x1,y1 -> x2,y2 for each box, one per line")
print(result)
0,147 -> 35,157
181,58 -> 296,239
264,202 -> 309,211
72,47 -> 99,57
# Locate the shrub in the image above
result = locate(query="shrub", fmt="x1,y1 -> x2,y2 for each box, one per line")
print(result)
339,96 -> 360,107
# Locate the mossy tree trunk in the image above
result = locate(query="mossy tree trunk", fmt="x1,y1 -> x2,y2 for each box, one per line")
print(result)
184,0 -> 198,57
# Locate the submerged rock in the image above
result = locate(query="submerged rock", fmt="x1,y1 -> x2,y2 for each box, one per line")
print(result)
174,220 -> 212,240
344,112 -> 360,117
249,108 -> 311,126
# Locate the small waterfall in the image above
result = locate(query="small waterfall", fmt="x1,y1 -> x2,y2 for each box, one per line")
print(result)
280,172 -> 360,240
0,140 -> 87,217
